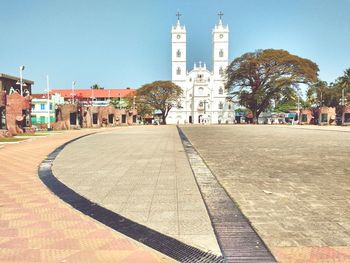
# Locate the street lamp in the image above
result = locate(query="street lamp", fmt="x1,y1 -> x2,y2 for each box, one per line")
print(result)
15,65 -> 26,96
71,81 -> 76,104
46,75 -> 51,130
340,88 -> 347,106
297,95 -> 301,124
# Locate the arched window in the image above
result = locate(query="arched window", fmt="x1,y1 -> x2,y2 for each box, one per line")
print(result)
219,87 -> 223,95
176,67 -> 181,75
176,49 -> 181,58
198,87 -> 204,95
219,102 -> 223,110
219,49 -> 224,57
219,67 -> 224,76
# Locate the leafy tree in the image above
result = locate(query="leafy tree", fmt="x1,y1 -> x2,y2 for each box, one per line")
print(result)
338,68 -> 350,90
137,81 -> 183,124
337,68 -> 350,107
90,84 -> 104,90
273,86 -> 301,112
225,49 -> 319,123
306,80 -> 331,106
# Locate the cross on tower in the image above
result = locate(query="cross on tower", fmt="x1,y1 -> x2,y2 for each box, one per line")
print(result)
218,11 -> 224,20
176,11 -> 182,21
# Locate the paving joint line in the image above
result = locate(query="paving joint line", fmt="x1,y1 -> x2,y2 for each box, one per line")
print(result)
177,126 -> 277,263
38,132 -> 224,263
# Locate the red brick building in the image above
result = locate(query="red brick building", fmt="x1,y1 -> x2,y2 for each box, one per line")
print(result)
342,106 -> 350,125
0,73 -> 34,135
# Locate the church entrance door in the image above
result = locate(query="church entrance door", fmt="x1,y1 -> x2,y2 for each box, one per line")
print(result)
189,116 -> 192,124
198,115 -> 202,124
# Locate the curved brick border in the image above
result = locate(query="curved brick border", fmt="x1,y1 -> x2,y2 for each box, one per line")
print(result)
38,133 -> 224,263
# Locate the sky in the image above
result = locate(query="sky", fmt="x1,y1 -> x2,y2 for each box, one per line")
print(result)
0,0 -> 349,93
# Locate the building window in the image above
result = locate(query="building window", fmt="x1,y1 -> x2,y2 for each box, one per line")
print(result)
219,87 -> 223,95
176,49 -> 181,58
198,87 -> 204,95
228,104 -> 231,110
49,103 -> 53,110
344,113 -> 350,123
301,114 -> 307,122
40,104 -> 45,110
40,116 -> 45,123
219,102 -> 223,109
31,105 -> 35,111
176,67 -> 181,75
219,67 -> 224,76
108,114 -> 114,124
70,112 -> 76,125
219,49 -> 224,57
92,113 -> 98,124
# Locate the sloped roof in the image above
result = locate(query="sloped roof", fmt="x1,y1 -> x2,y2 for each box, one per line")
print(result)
32,93 -> 49,99
0,73 -> 34,84
51,89 -> 135,99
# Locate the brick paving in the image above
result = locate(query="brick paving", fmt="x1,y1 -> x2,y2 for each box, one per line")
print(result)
0,129 -> 173,263
180,125 -> 350,263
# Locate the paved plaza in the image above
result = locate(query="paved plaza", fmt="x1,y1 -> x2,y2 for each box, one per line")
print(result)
52,126 -> 221,255
181,125 -> 350,262
0,130 -> 172,263
2,125 -> 350,262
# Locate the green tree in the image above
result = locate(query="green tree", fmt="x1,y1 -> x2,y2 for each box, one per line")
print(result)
337,68 -> 350,106
90,84 -> 104,90
225,49 -> 319,123
137,81 -> 183,124
307,80 -> 330,106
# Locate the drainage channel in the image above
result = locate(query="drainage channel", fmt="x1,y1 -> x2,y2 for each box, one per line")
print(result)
38,133 -> 224,263
177,127 -> 277,263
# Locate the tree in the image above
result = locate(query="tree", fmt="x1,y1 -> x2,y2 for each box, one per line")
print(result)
225,49 -> 319,123
307,80 -> 334,107
273,86 -> 300,112
337,69 -> 350,106
338,68 -> 350,90
90,84 -> 104,90
137,81 -> 183,124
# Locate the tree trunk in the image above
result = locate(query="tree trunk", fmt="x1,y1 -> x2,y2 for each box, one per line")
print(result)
253,110 -> 259,124
162,112 -> 167,125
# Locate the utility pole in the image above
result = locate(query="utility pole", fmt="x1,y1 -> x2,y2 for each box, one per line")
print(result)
46,75 -> 51,130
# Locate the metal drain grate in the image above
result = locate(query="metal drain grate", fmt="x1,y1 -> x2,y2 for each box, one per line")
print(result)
177,127 -> 277,263
38,133 -> 224,263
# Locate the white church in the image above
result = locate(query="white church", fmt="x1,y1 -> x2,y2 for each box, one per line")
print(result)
166,12 -> 234,124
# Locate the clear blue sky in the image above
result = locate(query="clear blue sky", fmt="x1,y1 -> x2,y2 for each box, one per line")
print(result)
0,0 -> 349,93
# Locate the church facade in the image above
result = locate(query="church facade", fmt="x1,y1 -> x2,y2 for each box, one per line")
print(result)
166,15 -> 234,124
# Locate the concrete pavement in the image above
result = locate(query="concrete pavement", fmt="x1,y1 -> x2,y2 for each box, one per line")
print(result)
52,126 -> 221,255
181,125 -> 350,263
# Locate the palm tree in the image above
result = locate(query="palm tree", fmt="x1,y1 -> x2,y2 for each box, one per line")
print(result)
307,80 -> 328,107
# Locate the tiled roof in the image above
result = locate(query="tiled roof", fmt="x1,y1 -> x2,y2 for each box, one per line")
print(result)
51,89 -> 135,99
32,93 -> 49,99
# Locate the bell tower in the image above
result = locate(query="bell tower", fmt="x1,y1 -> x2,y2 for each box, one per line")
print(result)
171,12 -> 187,83
212,11 -> 229,81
